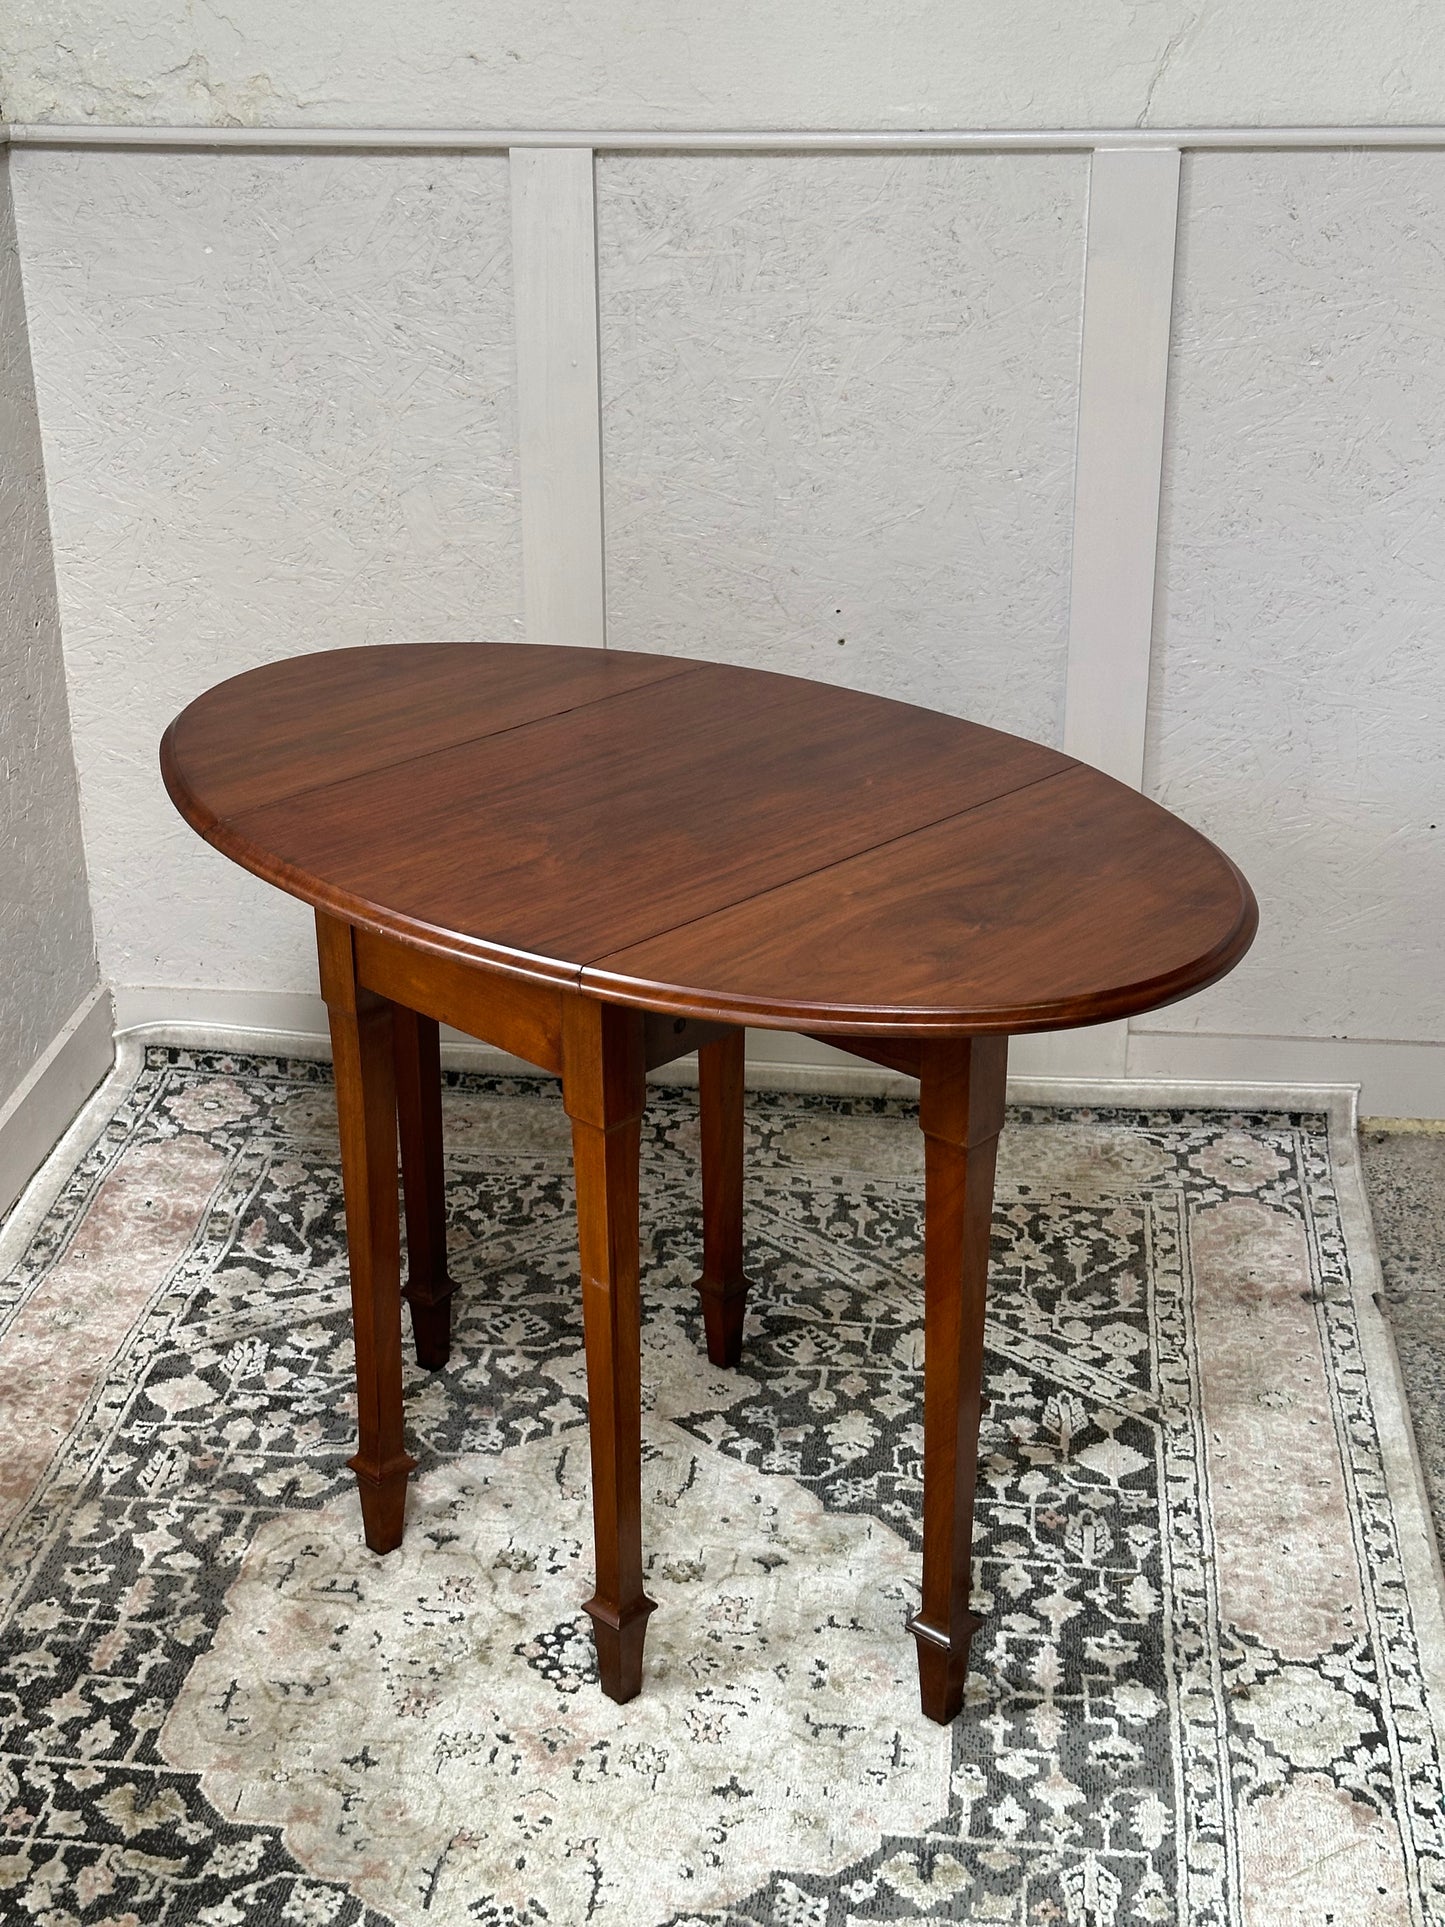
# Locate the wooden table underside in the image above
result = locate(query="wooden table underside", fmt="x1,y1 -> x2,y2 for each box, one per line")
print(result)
162,643 -> 1257,1725
315,912 -> 1008,1722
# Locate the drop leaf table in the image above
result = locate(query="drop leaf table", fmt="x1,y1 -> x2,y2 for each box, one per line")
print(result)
162,642 -> 1256,1723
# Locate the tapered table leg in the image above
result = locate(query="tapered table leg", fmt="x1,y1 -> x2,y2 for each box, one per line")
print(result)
695,1028 -> 754,1366
393,1005 -> 457,1370
562,995 -> 657,1702
316,913 -> 416,1554
907,1033 -> 1008,1724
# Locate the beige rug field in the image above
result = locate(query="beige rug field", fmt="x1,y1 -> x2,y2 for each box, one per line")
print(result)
1,1044 -> 1442,1925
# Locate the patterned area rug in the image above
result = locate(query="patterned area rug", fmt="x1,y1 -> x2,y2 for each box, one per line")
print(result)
1,1046 -> 1443,1927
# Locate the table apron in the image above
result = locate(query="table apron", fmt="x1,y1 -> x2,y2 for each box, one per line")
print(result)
350,926 -> 957,1092
351,929 -> 738,1080
353,928 -> 566,1075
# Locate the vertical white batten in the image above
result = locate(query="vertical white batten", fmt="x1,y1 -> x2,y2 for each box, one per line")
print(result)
1059,145 -> 1181,1078
1063,145 -> 1181,786
510,146 -> 607,649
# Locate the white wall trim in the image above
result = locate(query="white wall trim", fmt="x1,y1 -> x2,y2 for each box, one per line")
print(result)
1127,1030 -> 1445,1121
1021,1021 -> 1129,1082
1056,147 -> 1180,1078
511,145 -> 608,650
0,985 -> 114,1222
9,124 -> 1445,153
110,985 -> 1444,1118
0,1034 -> 141,1274
1063,147 -> 1180,792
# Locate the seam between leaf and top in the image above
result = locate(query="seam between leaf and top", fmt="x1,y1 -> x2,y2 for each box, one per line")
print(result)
216,658 -> 703,827
573,763 -> 1080,981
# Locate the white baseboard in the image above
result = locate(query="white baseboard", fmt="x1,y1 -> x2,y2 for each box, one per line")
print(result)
0,985 -> 115,1222
110,982 -> 1445,1119
111,987 -> 1170,1097
115,985 -> 334,1044
1126,1030 -> 1445,1122
113,987 -> 902,1091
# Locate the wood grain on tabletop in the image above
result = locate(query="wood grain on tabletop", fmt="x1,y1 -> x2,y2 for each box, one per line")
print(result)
163,639 -> 1260,1724
162,642 -> 1255,1032
584,763 -> 1256,1033
160,642 -> 691,824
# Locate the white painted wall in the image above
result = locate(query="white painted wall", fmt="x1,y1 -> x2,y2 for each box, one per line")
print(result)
0,151 -> 97,1104
1143,150 -> 1445,1050
4,7 -> 1445,1115
598,153 -> 1085,746
10,148 -> 521,1001
4,1 -> 1445,131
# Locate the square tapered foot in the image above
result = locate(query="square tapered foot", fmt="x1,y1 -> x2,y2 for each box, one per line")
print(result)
584,1594 -> 658,1703
349,1452 -> 418,1554
404,1280 -> 457,1370
696,1279 -> 755,1368
907,1610 -> 983,1724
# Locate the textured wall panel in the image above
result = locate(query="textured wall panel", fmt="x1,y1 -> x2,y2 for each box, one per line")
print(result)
4,1 -> 1445,131
598,154 -> 1086,743
11,150 -> 521,998
0,154 -> 98,1104
1142,151 -> 1445,1044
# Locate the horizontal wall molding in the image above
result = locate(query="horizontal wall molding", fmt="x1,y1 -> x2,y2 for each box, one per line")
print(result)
8,123 -> 1445,154
111,987 -> 1445,1119
0,985 -> 114,1222
113,987 -> 907,1091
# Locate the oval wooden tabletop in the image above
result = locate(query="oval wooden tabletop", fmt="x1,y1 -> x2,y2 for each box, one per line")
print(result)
161,642 -> 1257,1036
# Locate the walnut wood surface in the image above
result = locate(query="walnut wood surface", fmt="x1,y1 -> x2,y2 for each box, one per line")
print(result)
393,1007 -> 455,1370
163,642 -> 689,825
316,913 -> 416,1553
561,995 -> 657,1702
586,764 -> 1257,1032
162,642 -> 1255,1027
907,1034 -> 1008,1722
353,927 -> 565,1073
164,642 -> 1259,1728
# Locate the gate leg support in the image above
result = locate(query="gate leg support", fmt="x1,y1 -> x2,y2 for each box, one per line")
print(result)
394,1006 -> 457,1369
563,995 -> 657,1702
317,912 -> 416,1554
695,1029 -> 753,1366
907,1034 -> 1008,1723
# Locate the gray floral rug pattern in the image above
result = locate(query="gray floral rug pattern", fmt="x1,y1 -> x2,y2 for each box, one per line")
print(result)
0,1047 -> 1442,1925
